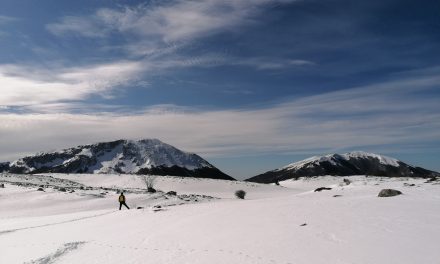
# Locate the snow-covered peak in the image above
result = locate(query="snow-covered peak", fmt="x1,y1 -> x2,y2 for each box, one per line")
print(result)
8,139 -> 218,175
119,138 -> 213,171
342,151 -> 400,167
278,151 -> 401,172
279,154 -> 341,171
248,151 -> 437,183
125,138 -> 164,148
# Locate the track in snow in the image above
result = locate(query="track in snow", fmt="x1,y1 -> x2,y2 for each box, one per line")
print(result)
24,242 -> 86,264
0,210 -> 117,236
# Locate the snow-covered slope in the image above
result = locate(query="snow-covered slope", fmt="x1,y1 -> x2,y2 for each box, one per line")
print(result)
7,139 -> 234,180
40,173 -> 291,200
1,173 -> 439,264
281,151 -> 400,170
247,151 -> 439,183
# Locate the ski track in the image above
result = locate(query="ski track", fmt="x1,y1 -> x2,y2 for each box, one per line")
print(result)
24,242 -> 86,264
0,210 -> 117,236
5,240 -> 292,264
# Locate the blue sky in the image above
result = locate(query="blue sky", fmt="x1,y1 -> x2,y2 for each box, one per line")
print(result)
0,0 -> 439,179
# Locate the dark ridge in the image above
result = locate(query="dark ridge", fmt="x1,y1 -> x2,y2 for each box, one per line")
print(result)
137,165 -> 235,181
0,162 -> 10,173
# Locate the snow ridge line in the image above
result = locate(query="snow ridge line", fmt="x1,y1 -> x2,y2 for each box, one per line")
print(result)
0,210 -> 117,236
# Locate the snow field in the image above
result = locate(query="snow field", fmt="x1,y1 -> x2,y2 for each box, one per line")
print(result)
1,174 -> 439,264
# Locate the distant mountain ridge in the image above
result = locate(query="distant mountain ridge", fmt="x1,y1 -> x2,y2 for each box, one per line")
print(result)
246,151 -> 439,183
4,139 -> 234,180
0,162 -> 9,173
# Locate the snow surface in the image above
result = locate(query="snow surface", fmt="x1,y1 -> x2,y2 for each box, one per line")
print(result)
1,173 -> 439,264
279,154 -> 338,170
89,144 -> 125,174
97,139 -> 213,171
280,151 -> 401,171
41,173 -> 290,200
344,151 -> 400,166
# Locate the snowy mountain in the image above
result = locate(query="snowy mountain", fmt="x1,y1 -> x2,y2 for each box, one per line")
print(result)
6,139 -> 234,180
246,151 -> 439,183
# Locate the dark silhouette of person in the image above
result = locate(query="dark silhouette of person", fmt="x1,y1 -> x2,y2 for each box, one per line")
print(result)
118,192 -> 130,210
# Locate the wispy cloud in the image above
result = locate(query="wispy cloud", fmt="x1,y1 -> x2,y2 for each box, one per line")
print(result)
47,0 -> 296,42
2,0 -> 310,110
46,16 -> 108,38
222,89 -> 255,95
45,0 -> 303,69
0,51 -> 312,109
233,58 -> 315,70
0,15 -> 18,37
1,68 -> 439,161
142,53 -> 314,71
0,60 -> 143,106
40,0 -> 310,90
0,15 -> 18,24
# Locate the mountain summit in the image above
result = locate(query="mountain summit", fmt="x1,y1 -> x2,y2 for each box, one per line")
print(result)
6,139 -> 234,180
246,151 -> 439,183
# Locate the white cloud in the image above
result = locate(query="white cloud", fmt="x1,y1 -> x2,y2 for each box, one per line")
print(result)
0,60 -> 144,106
0,52 -> 313,110
1,71 -> 439,162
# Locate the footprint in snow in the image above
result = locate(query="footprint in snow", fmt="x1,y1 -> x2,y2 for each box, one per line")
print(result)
24,241 -> 86,264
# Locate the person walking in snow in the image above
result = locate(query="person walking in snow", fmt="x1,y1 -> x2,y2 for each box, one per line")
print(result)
118,192 -> 130,210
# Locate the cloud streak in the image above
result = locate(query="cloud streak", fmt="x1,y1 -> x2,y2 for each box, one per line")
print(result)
0,52 -> 313,109
0,60 -> 143,107
1,69 -> 439,163
45,0 -> 312,71
46,16 -> 108,38
0,15 -> 17,24
47,0 -> 296,43
16,0 -> 311,106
